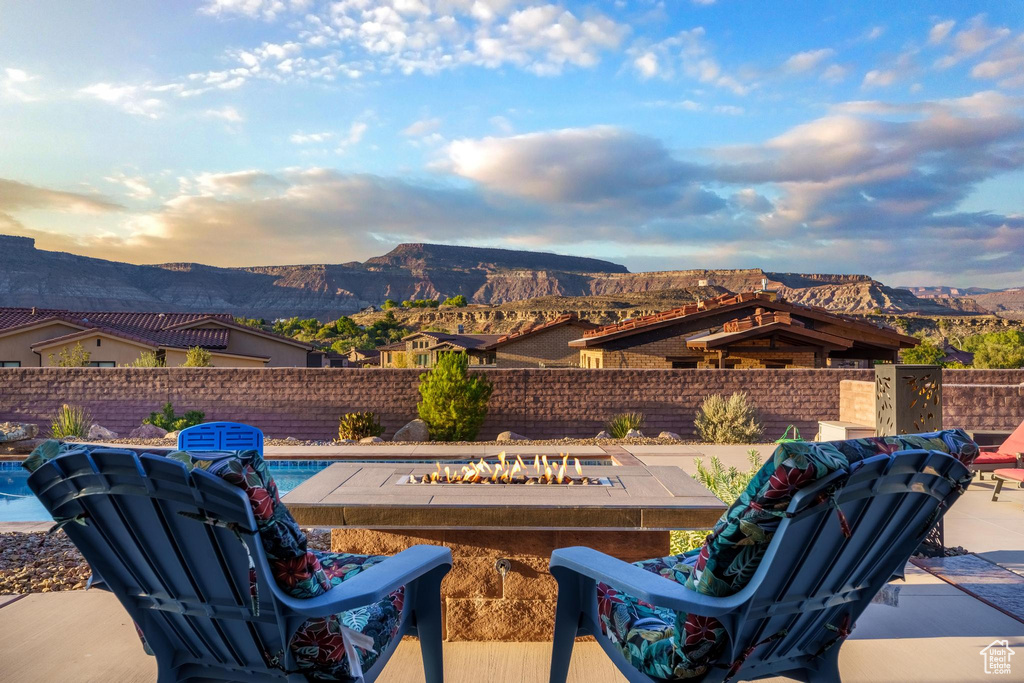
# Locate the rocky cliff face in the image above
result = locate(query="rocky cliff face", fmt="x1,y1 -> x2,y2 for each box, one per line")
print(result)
0,234 -> 979,319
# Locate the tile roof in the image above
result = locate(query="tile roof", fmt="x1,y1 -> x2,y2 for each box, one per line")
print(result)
492,314 -> 597,346
581,292 -> 768,338
1,307 -> 235,350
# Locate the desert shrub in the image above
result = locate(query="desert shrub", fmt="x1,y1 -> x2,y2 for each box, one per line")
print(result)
125,351 -> 165,367
417,352 -> 493,441
144,402 -> 205,432
694,392 -> 764,443
50,404 -> 91,439
181,347 -> 212,367
338,412 -> 384,440
382,299 -> 398,310
442,295 -> 468,307
900,337 -> 945,365
49,342 -> 91,367
606,411 -> 645,438
670,449 -> 762,554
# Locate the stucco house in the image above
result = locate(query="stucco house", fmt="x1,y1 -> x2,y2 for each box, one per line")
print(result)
568,292 -> 918,369
0,308 -> 314,367
379,331 -> 501,368
489,314 -> 598,367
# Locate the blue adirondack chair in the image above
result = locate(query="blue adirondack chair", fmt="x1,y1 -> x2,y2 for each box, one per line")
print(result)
26,445 -> 451,682
549,448 -> 972,683
179,421 -> 265,454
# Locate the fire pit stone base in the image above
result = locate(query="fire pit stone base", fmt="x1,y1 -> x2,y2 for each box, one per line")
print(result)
331,528 -> 670,641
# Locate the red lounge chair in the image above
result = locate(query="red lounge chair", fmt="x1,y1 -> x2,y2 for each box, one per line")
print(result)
975,422 -> 1024,478
992,469 -> 1024,508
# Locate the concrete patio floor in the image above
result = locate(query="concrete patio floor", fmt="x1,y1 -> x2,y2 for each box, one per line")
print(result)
2,444 -> 1022,681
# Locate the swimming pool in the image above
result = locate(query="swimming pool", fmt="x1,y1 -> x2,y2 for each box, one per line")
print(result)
0,457 -> 612,521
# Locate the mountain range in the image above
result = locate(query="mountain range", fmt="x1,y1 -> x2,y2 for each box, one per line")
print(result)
0,233 -> 1010,320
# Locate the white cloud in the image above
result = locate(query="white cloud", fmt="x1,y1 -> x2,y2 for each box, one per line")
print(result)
290,131 -> 336,144
633,52 -> 659,79
971,35 -> 1024,88
79,83 -> 164,118
934,15 -> 1010,69
821,64 -> 848,84
199,0 -> 310,22
627,27 -> 753,94
928,20 -> 955,45
783,48 -> 835,74
489,115 -> 514,134
401,117 -> 442,136
103,173 -> 154,200
289,121 -> 368,151
865,26 -> 886,41
1,67 -> 38,102
203,105 -> 245,123
862,69 -> 897,88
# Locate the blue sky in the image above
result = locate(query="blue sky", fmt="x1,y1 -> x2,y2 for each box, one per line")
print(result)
1,1 -> 1022,286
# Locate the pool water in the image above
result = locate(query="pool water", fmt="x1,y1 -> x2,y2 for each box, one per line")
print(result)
1,458 -> 611,522
0,461 -> 328,522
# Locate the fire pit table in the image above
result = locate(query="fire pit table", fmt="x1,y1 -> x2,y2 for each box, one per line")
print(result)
283,460 -> 725,641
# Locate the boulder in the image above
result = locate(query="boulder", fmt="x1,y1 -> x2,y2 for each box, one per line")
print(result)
87,424 -> 119,441
359,436 -> 384,444
129,424 -> 168,439
335,439 -> 354,444
496,430 -> 528,442
0,438 -> 47,455
284,436 -> 298,442
0,422 -> 38,443
658,431 -> 681,440
163,430 -> 179,441
594,430 -> 611,439
625,429 -> 644,439
393,419 -> 430,442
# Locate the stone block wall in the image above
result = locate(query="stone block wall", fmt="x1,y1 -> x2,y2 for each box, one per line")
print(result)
1,367 -> 1022,441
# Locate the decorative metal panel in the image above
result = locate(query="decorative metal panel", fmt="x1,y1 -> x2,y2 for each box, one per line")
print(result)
874,364 -> 942,436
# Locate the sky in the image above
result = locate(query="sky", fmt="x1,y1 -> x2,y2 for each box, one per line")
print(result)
0,1 -> 1022,287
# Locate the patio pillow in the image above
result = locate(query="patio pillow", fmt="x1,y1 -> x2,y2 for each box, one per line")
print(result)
24,442 -> 402,682
597,428 -> 978,681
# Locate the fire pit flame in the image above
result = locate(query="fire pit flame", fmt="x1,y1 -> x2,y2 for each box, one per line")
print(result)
413,452 -> 599,485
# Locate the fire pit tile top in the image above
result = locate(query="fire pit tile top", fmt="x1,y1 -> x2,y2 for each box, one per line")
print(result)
283,464 -> 726,531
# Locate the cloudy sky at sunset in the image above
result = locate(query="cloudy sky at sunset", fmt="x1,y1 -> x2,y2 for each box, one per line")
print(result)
1,1 -> 1022,286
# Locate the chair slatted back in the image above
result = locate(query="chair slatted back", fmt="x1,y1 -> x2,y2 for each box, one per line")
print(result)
27,447 -> 288,679
178,422 -> 264,454
729,450 -> 968,677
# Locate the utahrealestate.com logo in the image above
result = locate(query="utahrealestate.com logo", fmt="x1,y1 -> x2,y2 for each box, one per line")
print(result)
981,640 -> 1015,675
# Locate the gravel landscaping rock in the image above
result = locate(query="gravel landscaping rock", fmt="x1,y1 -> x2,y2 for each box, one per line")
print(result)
129,424 -> 167,439
393,419 -> 429,442
659,431 -> 681,440
87,424 -> 118,441
0,422 -> 38,442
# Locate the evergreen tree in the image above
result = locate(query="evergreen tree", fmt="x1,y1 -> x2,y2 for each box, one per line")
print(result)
417,352 -> 493,441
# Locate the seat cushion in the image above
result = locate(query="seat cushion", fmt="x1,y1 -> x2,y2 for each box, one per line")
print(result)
596,429 -> 979,681
975,452 -> 1018,465
182,449 -> 405,681
994,468 -> 1024,482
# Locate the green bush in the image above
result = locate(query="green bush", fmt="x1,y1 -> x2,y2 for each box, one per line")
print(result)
694,392 -> 764,443
338,411 -> 384,440
442,295 -> 468,307
50,404 -> 91,439
417,352 -> 493,441
125,351 -> 165,367
181,347 -> 212,367
49,342 -> 91,367
964,330 -> 1024,369
900,337 -> 946,365
606,411 -> 645,438
143,402 -> 205,432
670,449 -> 762,554
382,299 -> 398,310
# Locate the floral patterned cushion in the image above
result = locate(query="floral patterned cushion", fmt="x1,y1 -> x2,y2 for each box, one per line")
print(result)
24,442 -> 402,682
597,429 -> 978,681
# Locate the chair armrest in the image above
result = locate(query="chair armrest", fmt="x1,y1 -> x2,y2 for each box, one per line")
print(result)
550,547 -> 747,617
273,545 -> 452,618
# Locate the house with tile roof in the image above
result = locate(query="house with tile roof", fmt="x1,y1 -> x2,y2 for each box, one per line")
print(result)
489,314 -> 598,367
568,292 -> 918,369
379,331 -> 502,368
0,308 -> 315,368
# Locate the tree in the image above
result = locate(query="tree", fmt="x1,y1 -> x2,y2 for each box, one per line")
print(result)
382,299 -> 398,310
417,352 -> 493,441
125,351 -> 165,367
900,338 -> 946,365
442,294 -> 468,307
49,342 -> 91,367
964,330 -> 1024,369
181,346 -> 213,367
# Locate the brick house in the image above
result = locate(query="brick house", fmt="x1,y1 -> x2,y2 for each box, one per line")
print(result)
489,314 -> 598,367
569,292 -> 918,369
0,308 -> 314,367
379,331 -> 501,368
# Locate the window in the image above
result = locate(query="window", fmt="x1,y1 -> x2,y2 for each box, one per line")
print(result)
671,360 -> 698,368
415,354 -> 429,366
88,361 -> 116,368
0,361 -> 21,367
